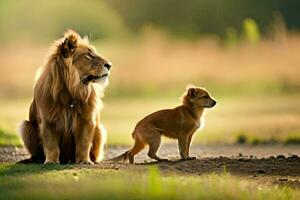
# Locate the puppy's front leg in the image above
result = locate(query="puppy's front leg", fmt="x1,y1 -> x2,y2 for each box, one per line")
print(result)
41,123 -> 60,164
186,133 -> 196,160
178,135 -> 196,160
75,120 -> 95,164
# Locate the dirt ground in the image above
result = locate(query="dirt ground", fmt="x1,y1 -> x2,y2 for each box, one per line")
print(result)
1,144 -> 300,187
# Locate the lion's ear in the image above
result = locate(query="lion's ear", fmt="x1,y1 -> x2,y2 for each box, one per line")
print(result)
60,34 -> 78,58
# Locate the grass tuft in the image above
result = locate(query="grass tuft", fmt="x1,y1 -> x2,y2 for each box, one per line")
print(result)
284,137 -> 300,145
0,127 -> 20,146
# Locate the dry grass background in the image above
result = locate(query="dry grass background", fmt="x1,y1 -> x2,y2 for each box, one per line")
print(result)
0,32 -> 300,145
104,32 -> 300,91
1,32 -> 300,97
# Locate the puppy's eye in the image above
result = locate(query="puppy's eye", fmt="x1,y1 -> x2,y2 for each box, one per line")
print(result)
202,95 -> 209,99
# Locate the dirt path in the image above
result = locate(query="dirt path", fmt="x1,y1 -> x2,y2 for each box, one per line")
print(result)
1,144 -> 300,187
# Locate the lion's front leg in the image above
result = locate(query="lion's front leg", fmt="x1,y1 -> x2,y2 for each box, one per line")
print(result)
74,119 -> 95,164
41,122 -> 60,164
90,124 -> 107,163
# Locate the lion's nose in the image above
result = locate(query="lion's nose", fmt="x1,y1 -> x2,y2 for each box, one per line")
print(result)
104,62 -> 112,70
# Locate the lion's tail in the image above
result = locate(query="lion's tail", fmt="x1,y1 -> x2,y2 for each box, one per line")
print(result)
18,100 -> 44,164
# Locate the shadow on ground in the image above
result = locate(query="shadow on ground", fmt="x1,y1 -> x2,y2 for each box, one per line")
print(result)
137,156 -> 300,177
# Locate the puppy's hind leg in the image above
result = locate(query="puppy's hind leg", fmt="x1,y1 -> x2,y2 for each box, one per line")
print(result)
109,133 -> 145,164
128,136 -> 145,164
147,134 -> 168,162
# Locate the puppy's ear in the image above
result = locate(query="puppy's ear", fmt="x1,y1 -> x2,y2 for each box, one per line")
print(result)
187,87 -> 197,97
60,34 -> 78,58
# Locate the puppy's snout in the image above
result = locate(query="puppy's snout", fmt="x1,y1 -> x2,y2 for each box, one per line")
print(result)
104,62 -> 112,70
211,100 -> 217,107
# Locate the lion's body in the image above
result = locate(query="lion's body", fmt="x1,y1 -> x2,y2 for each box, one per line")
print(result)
20,30 -> 111,164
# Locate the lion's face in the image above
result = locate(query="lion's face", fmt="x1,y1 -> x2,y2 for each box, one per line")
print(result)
73,46 -> 112,86
59,31 -> 112,87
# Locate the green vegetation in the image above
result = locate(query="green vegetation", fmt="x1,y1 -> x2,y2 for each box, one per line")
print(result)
243,18 -> 261,44
0,164 -> 298,200
0,128 -> 20,146
235,133 -> 300,145
0,0 -> 129,43
285,137 -> 300,145
107,0 -> 300,38
1,0 -> 300,42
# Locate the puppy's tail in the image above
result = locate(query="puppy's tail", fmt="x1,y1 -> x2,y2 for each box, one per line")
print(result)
108,134 -> 145,163
108,149 -> 131,163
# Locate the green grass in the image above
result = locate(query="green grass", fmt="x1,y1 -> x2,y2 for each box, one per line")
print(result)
0,128 -> 20,146
235,133 -> 300,145
0,163 -> 298,200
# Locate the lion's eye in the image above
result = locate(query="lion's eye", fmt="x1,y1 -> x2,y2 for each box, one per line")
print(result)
84,54 -> 92,60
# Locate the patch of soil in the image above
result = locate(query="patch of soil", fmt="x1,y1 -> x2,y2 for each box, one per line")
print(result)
1,144 -> 300,187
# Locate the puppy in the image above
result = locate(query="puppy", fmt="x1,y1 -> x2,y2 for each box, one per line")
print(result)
112,85 -> 216,163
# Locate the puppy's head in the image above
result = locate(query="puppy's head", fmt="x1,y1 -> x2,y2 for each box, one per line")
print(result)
182,85 -> 217,108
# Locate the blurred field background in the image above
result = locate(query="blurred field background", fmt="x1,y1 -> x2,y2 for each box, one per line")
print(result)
0,0 -> 300,146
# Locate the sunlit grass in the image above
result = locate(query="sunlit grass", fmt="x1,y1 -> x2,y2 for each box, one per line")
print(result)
0,94 -> 300,146
0,128 -> 20,146
0,163 -> 298,200
103,94 -> 300,145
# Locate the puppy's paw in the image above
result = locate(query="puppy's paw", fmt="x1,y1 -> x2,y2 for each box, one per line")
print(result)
180,156 -> 196,161
186,156 -> 196,160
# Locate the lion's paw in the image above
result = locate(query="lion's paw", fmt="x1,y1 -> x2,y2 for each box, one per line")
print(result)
76,160 -> 94,165
44,160 -> 59,165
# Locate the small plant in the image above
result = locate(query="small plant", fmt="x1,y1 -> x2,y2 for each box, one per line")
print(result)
251,138 -> 261,145
235,133 -> 248,144
0,128 -> 20,146
243,18 -> 261,45
223,165 -> 228,175
225,27 -> 238,47
285,137 -> 300,145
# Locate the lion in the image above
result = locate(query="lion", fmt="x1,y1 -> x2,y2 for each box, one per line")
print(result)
19,30 -> 112,164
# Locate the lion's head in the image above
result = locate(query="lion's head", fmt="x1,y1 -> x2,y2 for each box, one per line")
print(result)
59,30 -> 112,86
36,30 -> 112,102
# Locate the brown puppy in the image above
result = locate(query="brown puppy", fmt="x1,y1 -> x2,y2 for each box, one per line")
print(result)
113,85 -> 216,163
